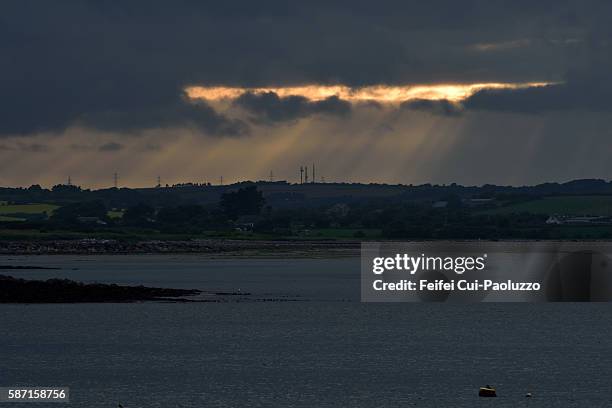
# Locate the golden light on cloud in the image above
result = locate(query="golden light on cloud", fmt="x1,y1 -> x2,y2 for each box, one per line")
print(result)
186,82 -> 554,103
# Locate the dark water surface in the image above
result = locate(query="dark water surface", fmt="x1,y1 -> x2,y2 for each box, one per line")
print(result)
1,255 -> 611,407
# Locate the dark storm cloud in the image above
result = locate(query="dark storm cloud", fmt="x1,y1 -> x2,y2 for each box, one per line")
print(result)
462,16 -> 612,113
234,92 -> 350,123
78,97 -> 249,136
0,0 -> 611,136
401,99 -> 463,116
464,81 -> 612,113
98,142 -> 124,152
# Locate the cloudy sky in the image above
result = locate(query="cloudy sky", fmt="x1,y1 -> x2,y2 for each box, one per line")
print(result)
1,1 -> 611,188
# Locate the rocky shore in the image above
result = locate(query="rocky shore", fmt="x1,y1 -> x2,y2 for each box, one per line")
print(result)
0,274 -> 202,303
0,238 -> 360,257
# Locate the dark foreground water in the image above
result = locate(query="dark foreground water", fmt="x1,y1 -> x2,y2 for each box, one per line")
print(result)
1,255 -> 611,407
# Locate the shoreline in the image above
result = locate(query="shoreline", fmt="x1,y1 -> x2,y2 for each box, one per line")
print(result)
0,238 -> 361,257
3,238 -> 612,257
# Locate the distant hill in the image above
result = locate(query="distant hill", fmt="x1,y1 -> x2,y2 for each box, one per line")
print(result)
2,179 -> 612,209
482,195 -> 612,216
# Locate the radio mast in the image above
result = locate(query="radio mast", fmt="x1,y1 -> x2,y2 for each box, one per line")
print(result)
312,163 -> 315,184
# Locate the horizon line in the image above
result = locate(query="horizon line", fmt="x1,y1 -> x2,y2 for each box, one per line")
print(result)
2,177 -> 611,191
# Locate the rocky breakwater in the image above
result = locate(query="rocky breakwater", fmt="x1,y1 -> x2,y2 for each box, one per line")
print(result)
0,238 -> 360,256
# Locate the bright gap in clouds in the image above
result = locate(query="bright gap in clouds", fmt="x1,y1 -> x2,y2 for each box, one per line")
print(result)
185,82 -> 555,103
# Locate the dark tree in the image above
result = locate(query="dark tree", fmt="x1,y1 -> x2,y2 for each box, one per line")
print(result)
50,200 -> 108,224
51,184 -> 82,193
155,205 -> 229,233
123,203 -> 155,226
220,186 -> 265,219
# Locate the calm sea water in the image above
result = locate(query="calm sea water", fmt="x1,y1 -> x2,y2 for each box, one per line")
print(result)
1,255 -> 611,407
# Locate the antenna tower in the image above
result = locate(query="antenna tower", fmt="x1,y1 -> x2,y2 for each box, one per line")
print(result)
312,163 -> 315,184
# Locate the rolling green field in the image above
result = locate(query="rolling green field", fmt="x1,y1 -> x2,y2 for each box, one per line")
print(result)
0,203 -> 59,215
0,215 -> 25,222
484,196 -> 612,216
107,210 -> 125,219
0,203 -> 125,220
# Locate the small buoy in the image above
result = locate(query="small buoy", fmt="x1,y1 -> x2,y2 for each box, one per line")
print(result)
525,392 -> 533,398
479,386 -> 497,397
